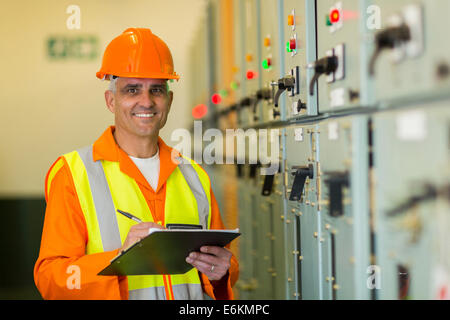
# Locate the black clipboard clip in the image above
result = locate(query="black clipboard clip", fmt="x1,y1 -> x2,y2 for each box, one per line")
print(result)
166,224 -> 203,230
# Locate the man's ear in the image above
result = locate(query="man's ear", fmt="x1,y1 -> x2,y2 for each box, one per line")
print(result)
104,90 -> 115,113
167,90 -> 174,112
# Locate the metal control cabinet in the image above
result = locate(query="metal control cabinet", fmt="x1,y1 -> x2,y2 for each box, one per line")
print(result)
238,0 -> 262,127
257,0 -> 283,124
257,167 -> 286,299
232,0 -> 247,127
237,165 -> 276,299
236,164 -> 258,299
284,124 -> 321,299
280,0 -> 318,119
271,163 -> 288,299
318,116 -> 371,299
188,24 -> 209,114
315,0 -> 373,113
318,118 -> 354,299
373,102 -> 450,299
237,129 -> 286,299
370,1 -> 450,106
190,0 -> 450,301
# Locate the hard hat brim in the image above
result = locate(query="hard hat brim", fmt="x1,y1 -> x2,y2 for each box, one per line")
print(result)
96,71 -> 180,81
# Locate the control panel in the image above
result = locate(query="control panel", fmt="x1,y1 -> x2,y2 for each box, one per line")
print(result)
314,0 -> 372,112
370,1 -> 450,105
279,0 -> 318,119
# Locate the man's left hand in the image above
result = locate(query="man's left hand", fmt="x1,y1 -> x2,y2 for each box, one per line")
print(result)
186,246 -> 232,281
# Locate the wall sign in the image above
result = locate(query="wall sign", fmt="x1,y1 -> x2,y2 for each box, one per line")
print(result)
47,35 -> 99,61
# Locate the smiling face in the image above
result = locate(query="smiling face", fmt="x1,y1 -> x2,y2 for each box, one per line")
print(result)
105,77 -> 173,140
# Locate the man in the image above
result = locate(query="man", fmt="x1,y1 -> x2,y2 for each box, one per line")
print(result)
34,28 -> 239,300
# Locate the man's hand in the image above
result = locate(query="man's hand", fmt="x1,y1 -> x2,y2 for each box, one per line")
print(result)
185,246 -> 232,281
120,222 -> 164,253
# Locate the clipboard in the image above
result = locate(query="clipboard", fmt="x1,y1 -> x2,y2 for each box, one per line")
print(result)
98,229 -> 240,276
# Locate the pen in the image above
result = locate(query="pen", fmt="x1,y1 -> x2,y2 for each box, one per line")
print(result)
117,209 -> 143,223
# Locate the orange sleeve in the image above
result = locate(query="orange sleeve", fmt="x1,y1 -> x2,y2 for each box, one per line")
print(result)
200,189 -> 239,300
34,158 -> 128,300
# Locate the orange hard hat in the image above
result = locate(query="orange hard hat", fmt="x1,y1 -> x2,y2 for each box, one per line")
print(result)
96,28 -> 180,81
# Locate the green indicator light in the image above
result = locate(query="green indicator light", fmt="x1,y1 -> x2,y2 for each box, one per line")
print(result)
219,89 -> 229,97
262,59 -> 269,69
326,14 -> 332,26
286,41 -> 292,53
230,81 -> 239,90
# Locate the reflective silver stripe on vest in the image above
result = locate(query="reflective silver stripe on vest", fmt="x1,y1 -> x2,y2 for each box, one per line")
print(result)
77,147 -> 210,300
77,146 -> 122,251
129,286 -> 166,300
129,283 -> 204,300
177,160 -> 209,229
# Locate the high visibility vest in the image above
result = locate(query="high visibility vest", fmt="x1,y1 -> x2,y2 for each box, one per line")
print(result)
60,146 -> 212,300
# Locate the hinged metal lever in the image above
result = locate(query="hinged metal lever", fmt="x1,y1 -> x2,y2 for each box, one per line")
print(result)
386,183 -> 442,217
249,162 -> 261,179
236,163 -> 244,178
289,164 -> 314,201
324,171 -> 350,217
252,88 -> 272,121
369,23 -> 411,76
272,75 -> 295,107
261,163 -> 281,196
262,174 -> 275,196
216,103 -> 237,120
307,56 -> 338,96
239,96 -> 254,110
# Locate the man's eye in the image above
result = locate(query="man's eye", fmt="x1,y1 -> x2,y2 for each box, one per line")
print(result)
127,88 -> 138,94
151,88 -> 164,95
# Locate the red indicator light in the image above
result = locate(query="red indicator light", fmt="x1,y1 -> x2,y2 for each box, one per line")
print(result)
262,58 -> 272,69
330,9 -> 340,23
211,93 -> 222,105
192,104 -> 208,119
246,70 -> 258,80
289,38 -> 296,50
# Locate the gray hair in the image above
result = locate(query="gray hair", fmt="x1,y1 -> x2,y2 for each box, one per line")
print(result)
108,75 -> 119,93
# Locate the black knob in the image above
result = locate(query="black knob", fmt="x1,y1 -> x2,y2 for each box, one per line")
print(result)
296,99 -> 307,113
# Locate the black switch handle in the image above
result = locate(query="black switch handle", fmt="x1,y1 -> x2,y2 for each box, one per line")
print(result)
272,75 -> 295,107
252,87 -> 272,121
216,103 -> 237,120
261,174 -> 275,196
236,163 -> 244,178
369,23 -> 411,76
249,162 -> 261,179
307,56 -> 338,96
324,171 -> 350,217
289,164 -> 314,201
240,96 -> 254,109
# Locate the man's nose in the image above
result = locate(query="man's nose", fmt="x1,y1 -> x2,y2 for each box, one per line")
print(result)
139,90 -> 156,108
